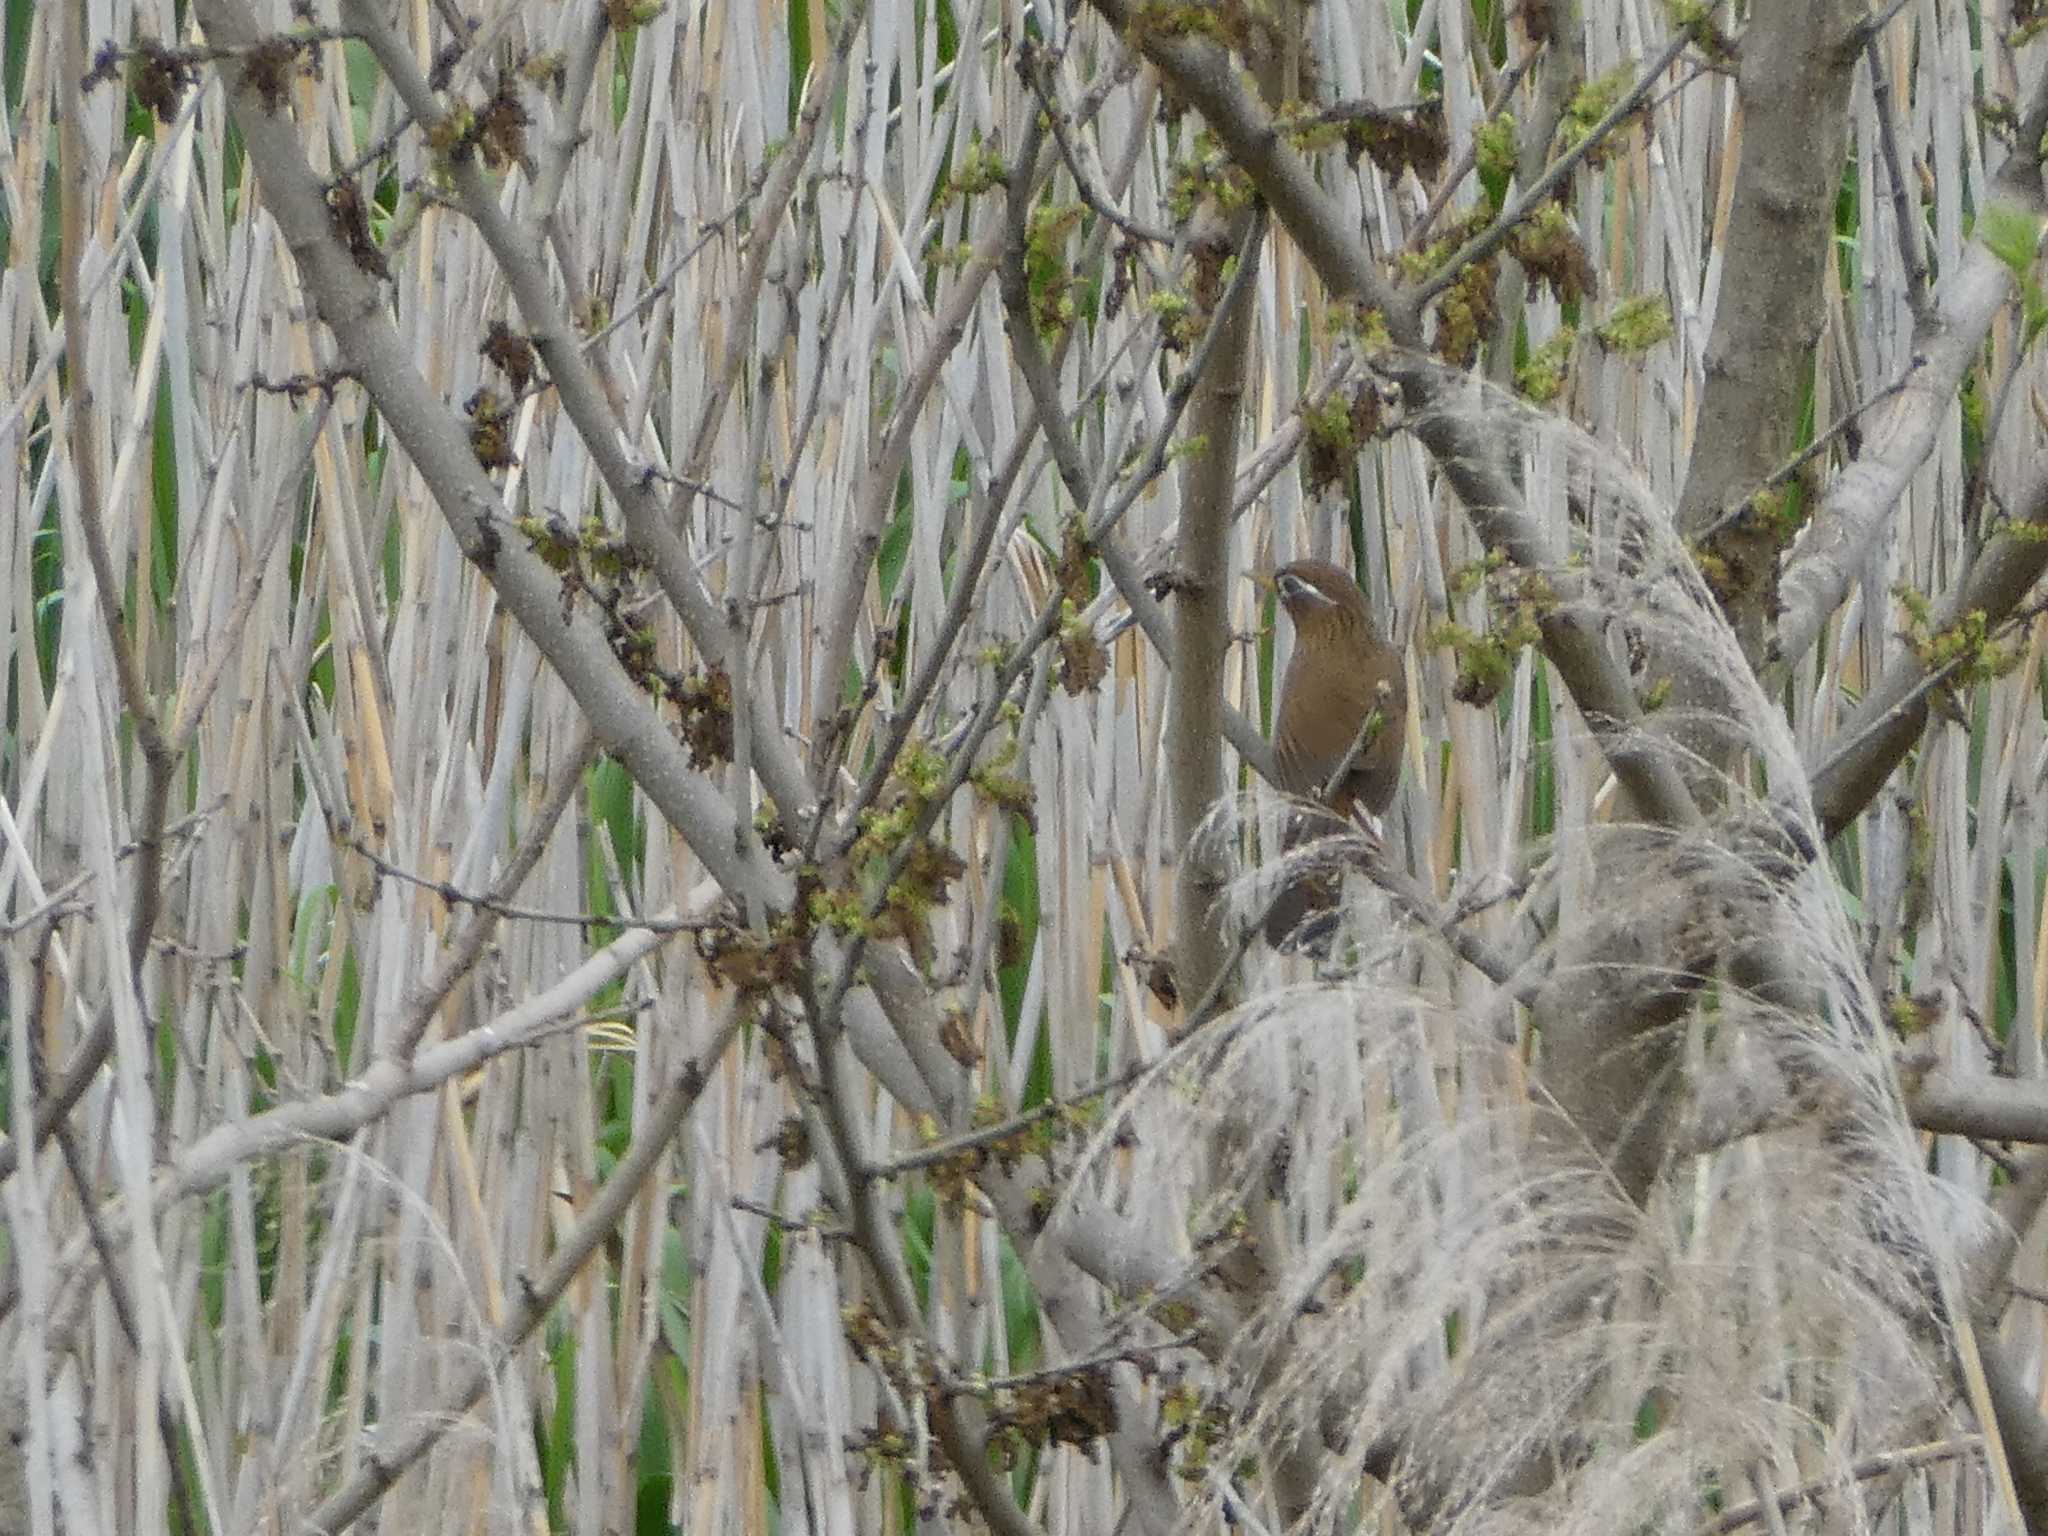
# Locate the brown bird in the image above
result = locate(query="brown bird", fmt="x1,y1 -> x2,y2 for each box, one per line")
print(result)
1262,559 -> 1407,949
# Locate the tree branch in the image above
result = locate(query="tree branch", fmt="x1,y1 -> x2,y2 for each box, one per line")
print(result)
298,1014 -> 740,1535
194,0 -> 791,915
1812,460 -> 2048,837
1771,56 -> 2048,681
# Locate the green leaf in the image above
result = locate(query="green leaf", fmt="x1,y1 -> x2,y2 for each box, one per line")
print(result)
2025,278 -> 2048,350
1978,198 -> 2044,281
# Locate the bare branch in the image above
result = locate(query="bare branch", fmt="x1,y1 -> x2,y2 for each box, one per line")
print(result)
1085,0 -> 1408,329
298,1013 -> 740,1535
194,0 -> 790,913
1773,58 -> 2048,679
1910,1072 -> 2048,1145
1812,469 -> 2048,836
1414,33 -> 1692,307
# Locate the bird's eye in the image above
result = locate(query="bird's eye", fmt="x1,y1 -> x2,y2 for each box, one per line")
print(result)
1277,573 -> 1332,606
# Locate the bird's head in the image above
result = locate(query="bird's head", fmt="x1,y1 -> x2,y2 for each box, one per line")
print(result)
1266,559 -> 1371,630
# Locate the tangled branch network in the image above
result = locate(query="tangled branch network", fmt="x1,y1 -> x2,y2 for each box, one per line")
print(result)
1058,364 -> 1988,1536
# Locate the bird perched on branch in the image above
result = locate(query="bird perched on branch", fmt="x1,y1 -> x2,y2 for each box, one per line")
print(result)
1261,559 -> 1407,950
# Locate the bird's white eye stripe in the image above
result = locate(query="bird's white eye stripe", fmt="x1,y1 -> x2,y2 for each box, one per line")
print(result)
1276,572 -> 1335,605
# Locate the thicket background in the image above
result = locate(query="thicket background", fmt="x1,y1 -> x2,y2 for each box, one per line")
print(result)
10,0 -> 2048,1533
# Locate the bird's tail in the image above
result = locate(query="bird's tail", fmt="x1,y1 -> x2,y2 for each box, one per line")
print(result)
1260,804 -> 1361,952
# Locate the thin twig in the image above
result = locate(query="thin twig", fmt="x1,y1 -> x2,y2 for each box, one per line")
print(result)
864,1058 -> 1157,1179
1025,47 -> 1177,250
1695,376 -> 1911,543
1863,29 -> 1931,318
1317,695 -> 1391,804
351,839 -> 716,934
1853,0 -> 1918,45
969,1334 -> 1203,1393
1413,32 -> 1693,307
298,1012 -> 744,1535
1694,1437 -> 1984,1536
1404,50 -> 1538,253
731,1196 -> 854,1241
1811,592 -> 2048,794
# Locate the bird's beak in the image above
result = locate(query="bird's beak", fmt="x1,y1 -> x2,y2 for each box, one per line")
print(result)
1247,570 -> 1276,594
